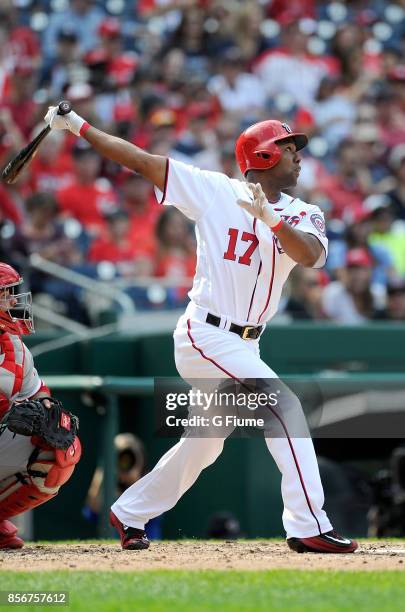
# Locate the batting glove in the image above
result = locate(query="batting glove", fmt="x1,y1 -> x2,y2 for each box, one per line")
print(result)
237,183 -> 283,231
44,106 -> 87,137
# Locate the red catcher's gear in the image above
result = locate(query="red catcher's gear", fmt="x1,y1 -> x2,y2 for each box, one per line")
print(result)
0,263 -> 33,335
0,436 -> 82,521
235,120 -> 308,176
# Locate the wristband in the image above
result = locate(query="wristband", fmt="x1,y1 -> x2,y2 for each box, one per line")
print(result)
270,219 -> 284,233
79,122 -> 90,136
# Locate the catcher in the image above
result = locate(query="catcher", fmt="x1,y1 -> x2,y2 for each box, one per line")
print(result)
0,262 -> 81,549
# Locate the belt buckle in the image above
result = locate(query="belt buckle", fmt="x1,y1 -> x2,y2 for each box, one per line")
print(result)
242,326 -> 255,340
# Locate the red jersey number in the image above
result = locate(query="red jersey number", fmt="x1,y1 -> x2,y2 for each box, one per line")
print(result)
223,229 -> 259,266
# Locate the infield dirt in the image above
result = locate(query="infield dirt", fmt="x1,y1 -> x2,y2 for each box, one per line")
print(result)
1,541 -> 405,571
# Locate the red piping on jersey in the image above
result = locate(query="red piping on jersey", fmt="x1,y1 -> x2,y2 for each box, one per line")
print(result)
186,319 -> 322,535
12,337 -> 24,396
257,238 -> 276,324
157,158 -> 170,205
30,381 -> 51,398
246,218 -> 262,321
0,334 -> 23,398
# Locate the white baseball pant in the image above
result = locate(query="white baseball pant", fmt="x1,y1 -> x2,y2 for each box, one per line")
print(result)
112,303 -> 333,538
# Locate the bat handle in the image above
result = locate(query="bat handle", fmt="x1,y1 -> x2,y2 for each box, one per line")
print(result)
57,100 -> 72,116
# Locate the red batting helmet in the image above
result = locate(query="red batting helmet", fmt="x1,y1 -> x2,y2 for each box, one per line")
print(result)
235,120 -> 308,176
0,263 -> 34,335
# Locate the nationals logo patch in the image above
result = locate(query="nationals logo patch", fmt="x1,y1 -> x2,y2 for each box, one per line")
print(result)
310,213 -> 326,236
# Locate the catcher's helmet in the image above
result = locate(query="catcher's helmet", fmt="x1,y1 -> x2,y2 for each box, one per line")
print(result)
0,263 -> 33,335
235,120 -> 308,176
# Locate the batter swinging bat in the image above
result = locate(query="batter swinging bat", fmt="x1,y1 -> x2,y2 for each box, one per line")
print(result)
1,100 -> 72,185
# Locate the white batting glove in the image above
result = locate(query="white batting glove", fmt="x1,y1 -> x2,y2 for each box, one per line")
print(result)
44,106 -> 87,137
237,183 -> 282,230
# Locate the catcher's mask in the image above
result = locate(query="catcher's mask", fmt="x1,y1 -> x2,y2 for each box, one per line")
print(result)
235,120 -> 308,176
0,263 -> 34,335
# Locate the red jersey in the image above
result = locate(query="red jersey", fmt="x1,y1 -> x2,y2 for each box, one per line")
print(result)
57,179 -> 118,234
88,236 -> 139,263
127,198 -> 160,257
29,153 -> 74,193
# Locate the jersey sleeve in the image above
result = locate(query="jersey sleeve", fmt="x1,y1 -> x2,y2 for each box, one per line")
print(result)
18,345 -> 41,399
154,158 -> 224,221
296,206 -> 328,269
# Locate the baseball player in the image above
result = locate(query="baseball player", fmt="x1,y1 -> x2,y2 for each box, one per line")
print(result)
0,263 -> 81,549
45,106 -> 358,554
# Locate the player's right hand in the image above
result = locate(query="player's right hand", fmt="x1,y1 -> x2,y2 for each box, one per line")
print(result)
237,183 -> 281,230
44,106 -> 85,137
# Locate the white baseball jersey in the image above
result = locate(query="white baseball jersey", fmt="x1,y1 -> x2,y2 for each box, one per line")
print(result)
156,159 -> 328,325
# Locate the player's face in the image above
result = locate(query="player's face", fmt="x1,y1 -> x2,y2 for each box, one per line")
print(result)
248,139 -> 302,195
0,288 -> 17,311
270,140 -> 302,188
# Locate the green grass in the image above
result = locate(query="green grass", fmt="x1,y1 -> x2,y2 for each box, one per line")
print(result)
1,571 -> 405,611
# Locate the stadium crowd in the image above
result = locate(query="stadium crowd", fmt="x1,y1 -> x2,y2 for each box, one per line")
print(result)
0,0 -> 404,323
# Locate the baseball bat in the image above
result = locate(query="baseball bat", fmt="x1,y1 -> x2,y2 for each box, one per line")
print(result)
1,100 -> 72,185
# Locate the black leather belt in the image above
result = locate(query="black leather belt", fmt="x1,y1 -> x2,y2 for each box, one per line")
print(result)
206,313 -> 263,340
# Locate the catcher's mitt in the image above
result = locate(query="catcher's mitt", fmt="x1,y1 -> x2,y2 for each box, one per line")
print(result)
1,397 -> 79,450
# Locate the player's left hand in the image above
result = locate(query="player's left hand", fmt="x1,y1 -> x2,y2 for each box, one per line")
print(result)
237,183 -> 281,229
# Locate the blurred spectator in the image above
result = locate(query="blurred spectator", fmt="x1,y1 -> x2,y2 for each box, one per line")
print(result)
322,248 -> 379,324
387,145 -> 405,221
155,207 -> 196,280
120,171 -> 160,257
327,206 -> 395,288
208,47 -> 266,119
83,432 -> 162,539
352,123 -> 391,189
162,6 -> 208,72
375,90 -> 405,149
172,101 -> 219,170
313,77 -> 356,151
0,183 -> 22,227
42,0 -> 105,61
88,210 -> 153,276
9,192 -> 81,272
318,139 -> 367,221
383,280 -> 405,322
0,106 -> 24,169
45,26 -> 82,97
0,1 -> 40,69
56,139 -> 118,236
368,198 -> 405,277
2,61 -> 38,139
90,18 -> 138,126
228,1 -> 270,63
28,129 -> 74,194
253,20 -> 339,108
285,268 -> 327,320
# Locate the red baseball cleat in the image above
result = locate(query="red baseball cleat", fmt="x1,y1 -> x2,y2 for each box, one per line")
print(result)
109,511 -> 150,550
287,530 -> 358,553
0,520 -> 24,549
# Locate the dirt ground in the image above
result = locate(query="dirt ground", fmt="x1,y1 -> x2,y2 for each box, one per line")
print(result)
1,541 -> 405,571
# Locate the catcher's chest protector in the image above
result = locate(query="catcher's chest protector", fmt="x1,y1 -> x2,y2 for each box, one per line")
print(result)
0,334 -> 24,418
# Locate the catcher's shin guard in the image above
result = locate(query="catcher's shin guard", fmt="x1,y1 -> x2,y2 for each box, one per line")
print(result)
0,436 -> 81,520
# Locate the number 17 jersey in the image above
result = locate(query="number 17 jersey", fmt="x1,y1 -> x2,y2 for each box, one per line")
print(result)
156,158 -> 328,326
